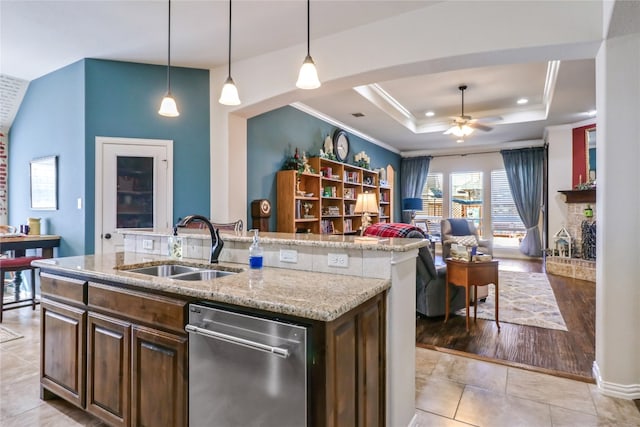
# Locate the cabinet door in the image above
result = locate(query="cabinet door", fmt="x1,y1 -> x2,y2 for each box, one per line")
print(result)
131,325 -> 187,427
357,298 -> 385,427
40,299 -> 86,408
324,293 -> 385,427
87,312 -> 131,427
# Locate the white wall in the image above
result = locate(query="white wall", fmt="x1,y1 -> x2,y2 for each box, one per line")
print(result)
546,125 -> 574,238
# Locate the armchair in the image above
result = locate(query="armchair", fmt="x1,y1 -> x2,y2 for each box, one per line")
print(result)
440,218 -> 493,260
363,223 -> 466,317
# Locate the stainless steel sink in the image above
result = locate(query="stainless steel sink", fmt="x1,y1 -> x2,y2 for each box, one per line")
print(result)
123,263 -> 239,281
127,264 -> 203,277
170,270 -> 236,281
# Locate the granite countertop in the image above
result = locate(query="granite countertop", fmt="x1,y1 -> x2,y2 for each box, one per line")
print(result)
123,228 -> 429,252
33,252 -> 390,322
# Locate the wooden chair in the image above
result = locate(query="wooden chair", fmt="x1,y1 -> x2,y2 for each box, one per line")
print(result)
0,256 -> 43,322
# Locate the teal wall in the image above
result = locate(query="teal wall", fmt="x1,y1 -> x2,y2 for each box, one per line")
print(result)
84,59 -> 210,252
10,59 -> 210,256
9,61 -> 86,257
247,106 -> 402,231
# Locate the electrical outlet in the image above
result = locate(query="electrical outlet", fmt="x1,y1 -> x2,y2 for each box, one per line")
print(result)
142,239 -> 154,250
327,253 -> 348,268
280,249 -> 298,263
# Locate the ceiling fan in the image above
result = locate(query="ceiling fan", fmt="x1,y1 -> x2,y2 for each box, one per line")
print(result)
444,85 -> 493,142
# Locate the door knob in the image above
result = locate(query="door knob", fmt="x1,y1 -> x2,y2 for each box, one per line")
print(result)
104,233 -> 112,239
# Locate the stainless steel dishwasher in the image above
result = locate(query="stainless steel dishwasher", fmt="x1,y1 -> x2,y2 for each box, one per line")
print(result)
186,303 -> 307,427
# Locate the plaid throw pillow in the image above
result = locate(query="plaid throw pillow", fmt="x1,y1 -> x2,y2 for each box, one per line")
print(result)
363,223 -> 426,239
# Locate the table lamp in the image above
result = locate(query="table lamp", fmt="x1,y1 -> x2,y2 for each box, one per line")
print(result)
402,197 -> 422,224
355,192 -> 378,235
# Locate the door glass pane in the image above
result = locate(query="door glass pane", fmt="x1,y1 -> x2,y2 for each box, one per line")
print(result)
116,156 -> 154,229
450,172 -> 483,235
490,169 -> 525,248
419,173 -> 443,237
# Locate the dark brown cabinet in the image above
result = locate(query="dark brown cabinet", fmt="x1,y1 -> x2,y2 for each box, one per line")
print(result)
87,312 -> 131,427
131,325 -> 187,427
311,292 -> 386,427
40,299 -> 86,408
40,273 -> 189,427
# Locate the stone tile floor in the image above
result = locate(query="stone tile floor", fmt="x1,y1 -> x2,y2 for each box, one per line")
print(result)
2,307 -> 640,426
414,346 -> 640,426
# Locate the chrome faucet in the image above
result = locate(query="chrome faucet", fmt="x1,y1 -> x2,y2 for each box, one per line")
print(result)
176,215 -> 223,264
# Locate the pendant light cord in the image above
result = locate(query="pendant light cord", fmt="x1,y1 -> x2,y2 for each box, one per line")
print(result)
228,0 -> 232,76
166,0 -> 172,93
306,0 -> 310,56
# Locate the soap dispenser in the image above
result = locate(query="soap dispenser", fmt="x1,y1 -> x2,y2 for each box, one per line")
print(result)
249,229 -> 264,270
168,227 -> 183,259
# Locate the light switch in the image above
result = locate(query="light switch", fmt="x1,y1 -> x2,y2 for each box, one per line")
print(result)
77,198 -> 82,209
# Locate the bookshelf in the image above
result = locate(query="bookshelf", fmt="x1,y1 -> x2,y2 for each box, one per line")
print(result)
276,158 -> 394,234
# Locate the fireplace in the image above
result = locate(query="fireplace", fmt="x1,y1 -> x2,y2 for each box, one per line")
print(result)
545,192 -> 596,282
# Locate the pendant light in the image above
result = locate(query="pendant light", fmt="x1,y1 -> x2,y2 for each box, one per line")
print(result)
296,0 -> 320,89
158,0 -> 179,117
219,0 -> 241,105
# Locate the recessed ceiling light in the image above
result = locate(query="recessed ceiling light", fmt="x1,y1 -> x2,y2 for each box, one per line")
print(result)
587,110 -> 597,116
425,111 -> 435,117
517,98 -> 528,105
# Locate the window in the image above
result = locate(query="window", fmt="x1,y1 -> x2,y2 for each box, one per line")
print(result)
450,172 -> 483,233
490,170 -> 525,247
418,173 -> 443,236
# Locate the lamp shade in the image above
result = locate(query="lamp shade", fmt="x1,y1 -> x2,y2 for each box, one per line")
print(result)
296,55 -> 321,89
158,94 -> 179,117
402,198 -> 422,211
354,192 -> 378,214
219,76 -> 241,106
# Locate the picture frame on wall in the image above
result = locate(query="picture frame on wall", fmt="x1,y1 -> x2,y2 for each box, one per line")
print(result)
30,155 -> 58,210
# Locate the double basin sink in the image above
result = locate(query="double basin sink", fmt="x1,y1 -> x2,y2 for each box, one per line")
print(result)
123,263 -> 240,281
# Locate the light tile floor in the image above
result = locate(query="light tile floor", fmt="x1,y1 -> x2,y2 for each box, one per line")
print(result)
414,346 -> 640,426
2,307 -> 640,426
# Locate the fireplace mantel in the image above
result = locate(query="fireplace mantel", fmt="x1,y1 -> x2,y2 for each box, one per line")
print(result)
559,189 -> 596,203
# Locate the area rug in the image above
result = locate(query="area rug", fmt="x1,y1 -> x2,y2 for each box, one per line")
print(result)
455,270 -> 568,331
0,325 -> 24,343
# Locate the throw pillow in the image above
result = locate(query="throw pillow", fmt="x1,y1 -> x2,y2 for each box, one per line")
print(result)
448,218 -> 471,236
449,235 -> 477,246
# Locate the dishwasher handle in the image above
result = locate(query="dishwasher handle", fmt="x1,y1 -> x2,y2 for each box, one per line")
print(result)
185,324 -> 290,358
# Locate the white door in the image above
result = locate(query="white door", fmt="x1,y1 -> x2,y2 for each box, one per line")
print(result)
95,137 -> 173,254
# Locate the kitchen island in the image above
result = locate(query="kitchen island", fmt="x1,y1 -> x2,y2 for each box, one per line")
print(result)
35,230 -> 425,426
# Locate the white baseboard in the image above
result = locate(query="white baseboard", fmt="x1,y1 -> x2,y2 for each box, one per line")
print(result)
407,413 -> 418,427
593,361 -> 640,399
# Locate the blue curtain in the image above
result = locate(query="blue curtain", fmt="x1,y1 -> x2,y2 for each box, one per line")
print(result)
500,147 -> 545,257
400,156 -> 431,223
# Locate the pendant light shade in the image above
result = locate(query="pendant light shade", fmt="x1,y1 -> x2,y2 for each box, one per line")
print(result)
219,0 -> 241,105
159,0 -> 179,117
219,76 -> 241,106
296,0 -> 320,90
159,94 -> 180,117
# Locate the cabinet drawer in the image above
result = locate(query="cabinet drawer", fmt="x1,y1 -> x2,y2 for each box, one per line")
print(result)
87,282 -> 187,334
40,272 -> 87,305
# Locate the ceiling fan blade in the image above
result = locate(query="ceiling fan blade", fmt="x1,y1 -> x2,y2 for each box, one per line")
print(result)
471,123 -> 493,132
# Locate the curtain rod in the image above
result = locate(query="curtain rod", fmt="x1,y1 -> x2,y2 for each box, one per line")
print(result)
431,145 -> 545,159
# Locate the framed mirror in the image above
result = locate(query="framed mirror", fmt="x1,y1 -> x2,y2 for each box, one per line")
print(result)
586,127 -> 596,181
30,155 -> 58,210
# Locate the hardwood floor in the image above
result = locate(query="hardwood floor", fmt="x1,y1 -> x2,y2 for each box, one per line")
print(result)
416,257 -> 596,382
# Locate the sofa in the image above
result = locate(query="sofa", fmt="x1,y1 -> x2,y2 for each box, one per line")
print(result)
363,223 -> 466,317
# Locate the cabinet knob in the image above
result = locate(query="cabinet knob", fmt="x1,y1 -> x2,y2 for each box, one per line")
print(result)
104,233 -> 112,239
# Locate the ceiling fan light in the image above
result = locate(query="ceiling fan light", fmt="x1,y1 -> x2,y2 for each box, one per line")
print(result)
159,93 -> 180,117
219,76 -> 241,106
296,55 -> 321,89
461,124 -> 474,136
